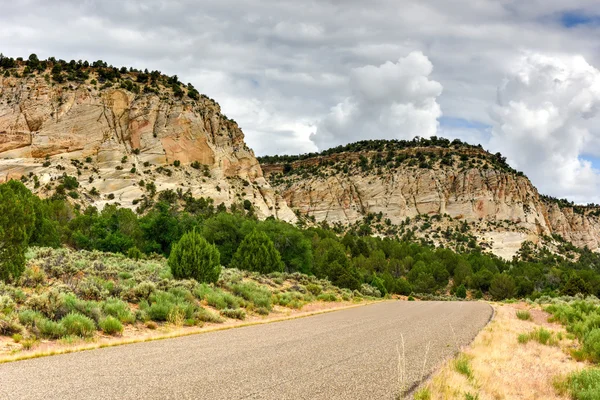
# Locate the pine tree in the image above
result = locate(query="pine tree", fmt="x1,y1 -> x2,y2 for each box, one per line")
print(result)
168,230 -> 221,283
231,230 -> 284,274
0,181 -> 36,282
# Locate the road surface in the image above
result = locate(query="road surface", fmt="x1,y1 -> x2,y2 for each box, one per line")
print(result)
0,301 -> 492,400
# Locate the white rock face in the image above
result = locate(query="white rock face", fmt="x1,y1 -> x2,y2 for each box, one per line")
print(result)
0,71 -> 296,222
263,150 -> 600,257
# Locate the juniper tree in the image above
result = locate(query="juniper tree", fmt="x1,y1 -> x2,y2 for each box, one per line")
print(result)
0,181 -> 36,282
168,230 -> 221,283
231,230 -> 284,274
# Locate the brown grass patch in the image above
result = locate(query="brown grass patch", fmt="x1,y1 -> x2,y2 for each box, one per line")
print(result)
419,303 -> 586,400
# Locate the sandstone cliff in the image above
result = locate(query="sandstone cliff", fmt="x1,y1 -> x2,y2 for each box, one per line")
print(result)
261,145 -> 600,258
0,62 -> 295,221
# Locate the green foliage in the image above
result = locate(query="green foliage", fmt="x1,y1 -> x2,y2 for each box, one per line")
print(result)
455,284 -> 467,299
102,298 -> 135,324
230,282 -> 272,311
168,230 -> 221,283
99,316 -> 123,335
517,327 -> 556,346
555,368 -> 600,400
60,312 -> 96,337
489,274 -> 516,300
0,181 -> 36,281
516,310 -> 531,321
453,354 -> 473,379
231,230 -> 284,274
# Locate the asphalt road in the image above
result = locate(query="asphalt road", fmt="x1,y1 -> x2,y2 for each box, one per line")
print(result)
0,301 -> 492,400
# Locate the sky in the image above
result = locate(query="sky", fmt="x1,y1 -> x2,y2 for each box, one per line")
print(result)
2,0 -> 600,203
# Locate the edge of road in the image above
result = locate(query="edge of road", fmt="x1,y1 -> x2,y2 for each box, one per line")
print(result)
405,301 -> 496,397
0,299 -> 387,365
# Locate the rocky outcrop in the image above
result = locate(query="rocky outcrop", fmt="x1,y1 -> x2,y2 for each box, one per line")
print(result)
0,70 -> 295,222
262,151 -> 600,257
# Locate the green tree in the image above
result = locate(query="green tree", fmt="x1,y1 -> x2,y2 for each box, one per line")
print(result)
168,230 -> 221,283
231,230 -> 284,274
256,219 -> 313,274
0,181 -> 36,282
562,275 -> 591,296
489,274 -> 516,300
455,284 -> 467,299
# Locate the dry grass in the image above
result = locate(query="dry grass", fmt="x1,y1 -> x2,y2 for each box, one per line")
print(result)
419,303 -> 586,400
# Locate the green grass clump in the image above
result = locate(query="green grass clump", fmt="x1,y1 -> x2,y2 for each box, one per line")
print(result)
231,282 -> 272,311
102,298 -> 135,324
413,387 -> 431,400
275,291 -> 305,309
317,292 -> 338,302
517,327 -> 557,346
99,316 -> 123,335
60,312 -> 96,338
220,308 -> 246,320
145,291 -> 197,322
464,393 -> 479,400
516,310 -> 532,321
37,318 -> 67,339
555,368 -> 600,400
454,354 -> 473,379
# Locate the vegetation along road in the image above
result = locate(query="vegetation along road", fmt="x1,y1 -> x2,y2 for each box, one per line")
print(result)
0,301 -> 492,400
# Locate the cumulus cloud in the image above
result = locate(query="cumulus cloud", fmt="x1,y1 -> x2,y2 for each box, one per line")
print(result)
310,51 -> 443,150
489,52 -> 600,203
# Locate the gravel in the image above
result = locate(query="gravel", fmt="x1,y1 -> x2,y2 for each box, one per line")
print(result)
0,301 -> 492,400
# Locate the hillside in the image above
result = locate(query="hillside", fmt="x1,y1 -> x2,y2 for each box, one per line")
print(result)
0,54 -> 295,221
259,137 -> 600,259
1,54 -> 599,260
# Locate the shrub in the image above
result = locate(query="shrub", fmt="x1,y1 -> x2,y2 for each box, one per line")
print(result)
102,298 -> 135,324
231,282 -> 272,311
169,230 -> 221,283
60,312 -> 96,338
516,310 -> 532,321
306,284 -> 322,296
195,307 -> 224,323
230,230 -> 284,274
37,318 -> 67,339
0,314 -> 23,336
555,368 -> 600,400
99,316 -> 123,335
221,308 -> 246,320
206,290 -> 241,310
584,329 -> 600,361
317,292 -> 338,302
18,309 -> 44,326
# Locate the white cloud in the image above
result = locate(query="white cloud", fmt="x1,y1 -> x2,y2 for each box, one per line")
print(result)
489,52 -> 600,203
310,51 -> 443,150
4,0 -> 600,201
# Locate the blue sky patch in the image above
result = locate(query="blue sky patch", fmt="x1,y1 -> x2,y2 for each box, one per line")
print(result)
560,11 -> 600,28
439,117 -> 490,131
580,154 -> 600,170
